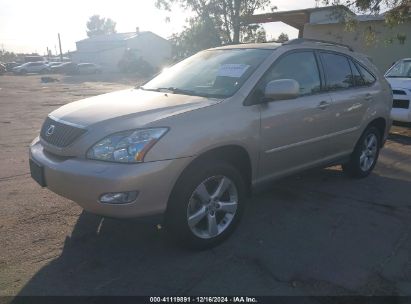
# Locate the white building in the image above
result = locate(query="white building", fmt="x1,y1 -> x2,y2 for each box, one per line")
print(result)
71,29 -> 172,72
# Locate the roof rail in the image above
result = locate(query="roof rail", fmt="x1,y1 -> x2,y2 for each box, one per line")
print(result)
284,38 -> 354,52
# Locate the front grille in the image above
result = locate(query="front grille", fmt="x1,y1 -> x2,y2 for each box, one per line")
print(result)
40,117 -> 86,147
393,89 -> 407,95
393,99 -> 410,109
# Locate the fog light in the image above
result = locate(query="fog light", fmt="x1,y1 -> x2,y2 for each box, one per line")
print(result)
99,191 -> 138,204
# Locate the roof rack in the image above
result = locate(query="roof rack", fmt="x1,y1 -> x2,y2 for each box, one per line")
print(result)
284,38 -> 354,52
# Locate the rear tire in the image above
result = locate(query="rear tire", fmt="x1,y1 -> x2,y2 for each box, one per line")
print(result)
165,160 -> 246,249
342,126 -> 381,178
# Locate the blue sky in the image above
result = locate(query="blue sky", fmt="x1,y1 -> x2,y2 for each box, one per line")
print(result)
0,0 -> 317,54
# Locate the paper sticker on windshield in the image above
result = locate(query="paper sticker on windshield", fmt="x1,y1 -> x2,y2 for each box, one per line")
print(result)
217,64 -> 250,78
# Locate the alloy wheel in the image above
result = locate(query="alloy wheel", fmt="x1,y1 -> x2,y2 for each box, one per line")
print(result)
360,133 -> 378,172
186,175 -> 238,239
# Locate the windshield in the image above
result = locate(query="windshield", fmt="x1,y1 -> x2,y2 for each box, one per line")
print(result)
386,60 -> 411,78
141,48 -> 273,98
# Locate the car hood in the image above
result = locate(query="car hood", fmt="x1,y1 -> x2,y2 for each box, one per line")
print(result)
49,88 -> 221,127
386,77 -> 411,90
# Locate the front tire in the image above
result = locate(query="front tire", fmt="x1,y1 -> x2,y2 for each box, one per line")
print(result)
165,160 -> 246,249
342,126 -> 381,178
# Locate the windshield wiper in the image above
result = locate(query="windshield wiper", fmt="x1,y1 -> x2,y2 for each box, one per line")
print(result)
140,86 -> 210,97
162,87 -> 198,95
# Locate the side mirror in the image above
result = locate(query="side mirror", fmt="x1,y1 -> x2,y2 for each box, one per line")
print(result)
264,79 -> 300,100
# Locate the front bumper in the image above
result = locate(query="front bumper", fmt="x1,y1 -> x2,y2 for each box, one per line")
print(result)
391,88 -> 411,123
29,137 -> 192,218
391,108 -> 411,123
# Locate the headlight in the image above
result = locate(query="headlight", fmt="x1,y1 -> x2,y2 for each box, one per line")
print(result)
87,128 -> 168,163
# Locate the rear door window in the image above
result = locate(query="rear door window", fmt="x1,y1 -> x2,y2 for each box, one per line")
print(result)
320,52 -> 353,90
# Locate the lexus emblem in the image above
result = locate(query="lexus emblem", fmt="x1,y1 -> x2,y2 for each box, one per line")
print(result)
46,125 -> 55,136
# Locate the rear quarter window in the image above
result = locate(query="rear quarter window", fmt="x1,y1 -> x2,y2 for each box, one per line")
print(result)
349,60 -> 365,86
356,63 -> 376,85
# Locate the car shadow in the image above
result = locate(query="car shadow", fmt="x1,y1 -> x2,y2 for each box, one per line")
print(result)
12,164 -> 411,297
389,133 -> 411,146
392,121 -> 411,129
388,123 -> 411,146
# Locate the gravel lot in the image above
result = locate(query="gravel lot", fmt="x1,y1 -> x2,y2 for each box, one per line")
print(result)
1,74 -> 411,297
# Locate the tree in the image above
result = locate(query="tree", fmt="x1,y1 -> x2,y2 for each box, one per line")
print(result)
0,50 -> 18,62
155,0 -> 276,45
86,15 -> 117,37
242,25 -> 267,43
324,0 -> 410,28
277,32 -> 289,42
170,17 -> 222,59
323,0 -> 410,44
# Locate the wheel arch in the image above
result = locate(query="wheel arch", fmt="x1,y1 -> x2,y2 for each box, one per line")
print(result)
167,145 -> 253,206
366,117 -> 386,147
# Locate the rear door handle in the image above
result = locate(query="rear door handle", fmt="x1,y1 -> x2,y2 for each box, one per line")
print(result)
317,101 -> 330,110
365,93 -> 373,101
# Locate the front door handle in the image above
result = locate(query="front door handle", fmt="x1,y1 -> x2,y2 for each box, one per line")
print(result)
317,101 -> 330,110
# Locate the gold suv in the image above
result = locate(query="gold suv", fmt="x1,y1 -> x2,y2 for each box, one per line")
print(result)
29,39 -> 392,248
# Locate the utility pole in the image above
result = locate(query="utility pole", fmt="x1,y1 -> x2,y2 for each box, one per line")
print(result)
58,33 -> 63,62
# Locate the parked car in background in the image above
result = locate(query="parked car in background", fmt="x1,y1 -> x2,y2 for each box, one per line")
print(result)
29,39 -> 392,248
48,62 -> 63,68
77,63 -> 102,74
51,62 -> 79,75
385,58 -> 411,123
12,62 -> 51,74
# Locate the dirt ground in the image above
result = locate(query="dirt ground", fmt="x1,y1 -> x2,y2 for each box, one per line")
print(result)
0,74 -> 411,297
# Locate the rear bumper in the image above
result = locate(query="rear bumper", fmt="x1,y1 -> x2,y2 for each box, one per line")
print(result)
29,137 -> 192,218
